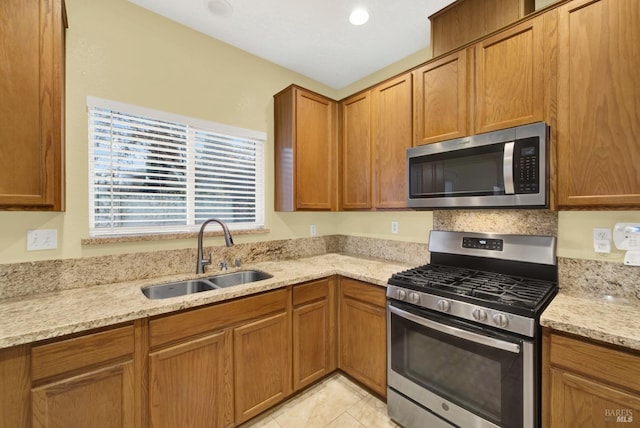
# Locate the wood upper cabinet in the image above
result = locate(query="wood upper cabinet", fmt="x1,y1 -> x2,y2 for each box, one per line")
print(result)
371,74 -> 413,208
556,0 -> 640,207
0,0 -> 66,210
30,325 -> 136,428
429,0 -> 535,57
274,85 -> 338,211
339,74 -> 412,210
543,329 -> 640,427
413,49 -> 471,145
339,278 -> 387,397
474,15 -> 544,134
292,277 -> 337,391
341,91 -> 372,210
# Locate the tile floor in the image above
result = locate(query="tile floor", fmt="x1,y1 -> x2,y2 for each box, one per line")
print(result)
239,373 -> 401,428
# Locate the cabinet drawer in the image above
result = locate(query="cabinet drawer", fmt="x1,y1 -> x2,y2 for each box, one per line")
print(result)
149,288 -> 289,348
549,332 -> 640,394
340,278 -> 386,308
31,325 -> 134,382
293,279 -> 329,306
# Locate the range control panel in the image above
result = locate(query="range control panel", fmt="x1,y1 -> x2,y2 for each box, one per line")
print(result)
462,237 -> 504,251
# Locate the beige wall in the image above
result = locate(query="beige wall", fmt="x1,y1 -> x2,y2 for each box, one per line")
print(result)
0,0 -> 638,265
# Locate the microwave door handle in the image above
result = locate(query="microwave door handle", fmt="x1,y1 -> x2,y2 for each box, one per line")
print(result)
503,141 -> 515,194
389,304 -> 521,353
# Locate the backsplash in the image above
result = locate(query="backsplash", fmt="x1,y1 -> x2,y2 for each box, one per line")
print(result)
1,225 -> 638,303
433,209 -> 558,236
0,235 -> 426,300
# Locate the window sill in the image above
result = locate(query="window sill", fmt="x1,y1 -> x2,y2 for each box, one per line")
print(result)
81,228 -> 270,246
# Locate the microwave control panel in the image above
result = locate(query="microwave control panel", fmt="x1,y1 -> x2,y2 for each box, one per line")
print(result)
514,137 -> 539,194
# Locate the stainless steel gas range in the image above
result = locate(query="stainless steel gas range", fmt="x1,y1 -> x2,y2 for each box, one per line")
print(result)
386,230 -> 558,428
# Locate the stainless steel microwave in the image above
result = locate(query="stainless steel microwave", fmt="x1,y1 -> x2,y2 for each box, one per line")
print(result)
407,122 -> 549,209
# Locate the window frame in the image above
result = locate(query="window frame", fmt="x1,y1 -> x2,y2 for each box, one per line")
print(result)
87,96 -> 266,238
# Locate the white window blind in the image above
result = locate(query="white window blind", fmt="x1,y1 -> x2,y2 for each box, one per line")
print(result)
87,97 -> 265,237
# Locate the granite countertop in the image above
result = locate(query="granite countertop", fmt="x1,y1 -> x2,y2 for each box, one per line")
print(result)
3,251 -> 639,353
540,293 -> 640,351
0,253 -> 410,350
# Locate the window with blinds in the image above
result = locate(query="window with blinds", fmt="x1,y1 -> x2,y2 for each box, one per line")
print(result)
87,97 -> 265,237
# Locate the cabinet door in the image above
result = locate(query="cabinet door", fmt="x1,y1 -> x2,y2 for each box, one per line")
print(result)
550,369 -> 640,428
339,279 -> 386,397
413,49 -> 470,145
295,89 -> 337,210
292,278 -> 336,391
371,74 -> 413,208
234,312 -> 291,424
556,0 -> 640,207
341,92 -> 372,209
475,16 -> 543,134
149,331 -> 233,428
32,361 -> 135,428
0,0 -> 65,210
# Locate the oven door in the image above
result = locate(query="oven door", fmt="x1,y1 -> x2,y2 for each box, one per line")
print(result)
387,301 -> 535,428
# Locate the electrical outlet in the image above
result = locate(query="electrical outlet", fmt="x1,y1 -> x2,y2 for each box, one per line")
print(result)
593,228 -> 612,253
391,221 -> 399,234
27,229 -> 58,251
310,224 -> 317,236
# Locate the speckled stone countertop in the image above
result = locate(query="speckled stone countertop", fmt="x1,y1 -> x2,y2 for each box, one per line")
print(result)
540,293 -> 640,351
0,253 -> 410,350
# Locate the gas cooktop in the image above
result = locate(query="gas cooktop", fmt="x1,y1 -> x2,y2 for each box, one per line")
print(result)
388,263 -> 557,314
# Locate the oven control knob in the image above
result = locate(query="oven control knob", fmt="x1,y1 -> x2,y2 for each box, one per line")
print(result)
396,289 -> 407,301
409,292 -> 420,304
472,308 -> 487,322
437,299 -> 451,312
493,313 -> 509,328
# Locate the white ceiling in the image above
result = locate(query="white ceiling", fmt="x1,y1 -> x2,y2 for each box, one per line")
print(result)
128,0 -> 456,89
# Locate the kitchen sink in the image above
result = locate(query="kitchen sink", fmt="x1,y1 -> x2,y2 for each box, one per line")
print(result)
141,279 -> 216,300
207,270 -> 273,288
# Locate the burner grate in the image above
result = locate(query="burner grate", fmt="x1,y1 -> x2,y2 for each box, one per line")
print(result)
390,264 -> 556,308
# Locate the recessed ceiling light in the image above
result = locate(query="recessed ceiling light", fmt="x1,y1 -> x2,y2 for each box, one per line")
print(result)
349,8 -> 369,26
207,0 -> 233,17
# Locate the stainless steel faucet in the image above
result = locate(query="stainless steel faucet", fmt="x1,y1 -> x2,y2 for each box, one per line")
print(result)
196,218 -> 234,274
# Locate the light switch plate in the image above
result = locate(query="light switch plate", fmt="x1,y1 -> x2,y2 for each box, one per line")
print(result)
27,229 -> 58,251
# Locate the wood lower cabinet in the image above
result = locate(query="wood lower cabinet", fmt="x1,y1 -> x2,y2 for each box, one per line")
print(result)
234,312 -> 291,423
30,324 -> 136,428
274,85 -> 338,211
556,0 -> 640,207
474,15 -> 544,134
0,0 -> 66,210
292,277 -> 337,391
339,278 -> 387,397
543,329 -> 640,427
148,288 -> 290,427
149,331 -> 233,428
413,49 -> 471,145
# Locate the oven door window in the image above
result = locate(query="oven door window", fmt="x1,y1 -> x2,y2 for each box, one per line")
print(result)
390,303 -> 524,427
409,143 -> 506,198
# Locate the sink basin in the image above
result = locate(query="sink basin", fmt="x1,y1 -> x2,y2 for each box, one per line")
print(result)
142,279 -> 216,300
208,270 -> 273,288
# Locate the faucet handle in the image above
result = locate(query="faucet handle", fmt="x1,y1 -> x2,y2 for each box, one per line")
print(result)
234,258 -> 241,268
219,261 -> 228,271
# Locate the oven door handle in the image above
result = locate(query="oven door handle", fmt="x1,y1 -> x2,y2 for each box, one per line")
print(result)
389,305 -> 521,354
